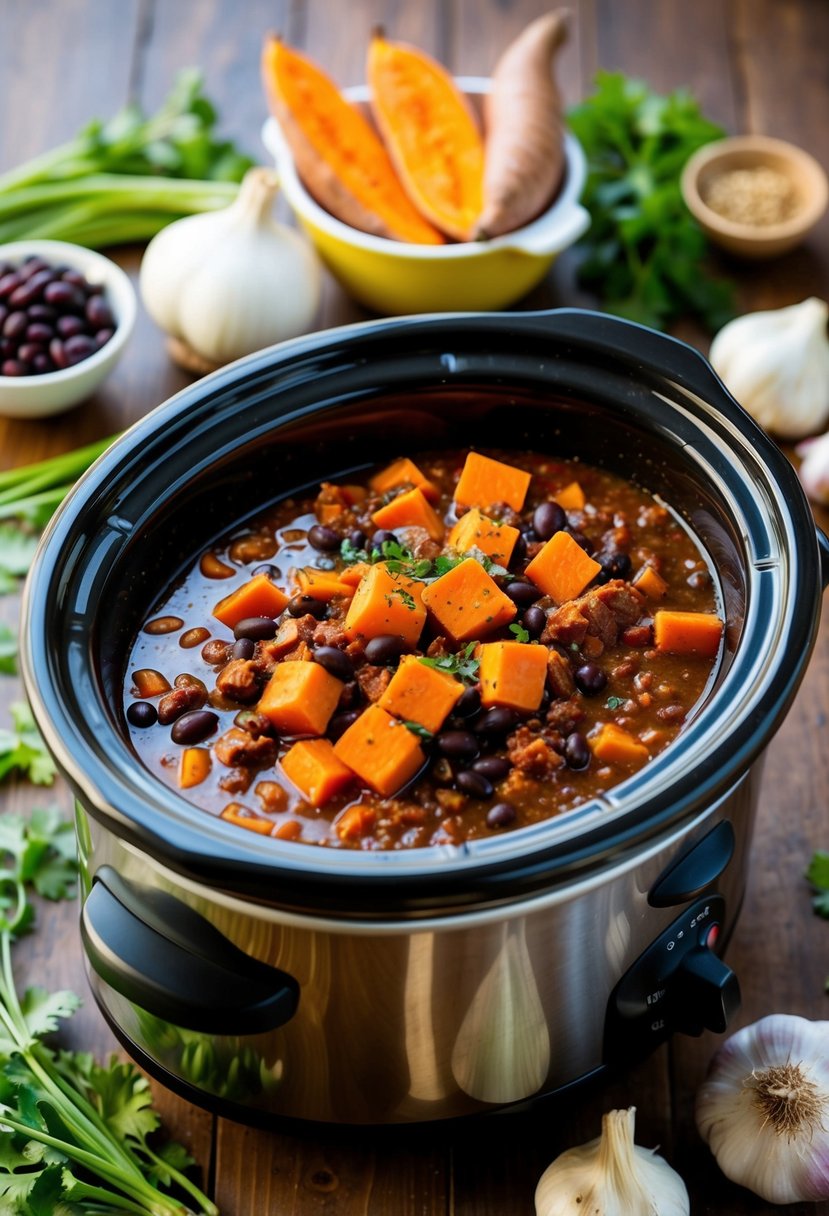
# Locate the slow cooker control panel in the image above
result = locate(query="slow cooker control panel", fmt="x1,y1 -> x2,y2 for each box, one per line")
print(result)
604,893 -> 740,1059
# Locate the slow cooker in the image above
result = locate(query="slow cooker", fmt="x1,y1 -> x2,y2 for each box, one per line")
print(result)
22,308 -> 829,1126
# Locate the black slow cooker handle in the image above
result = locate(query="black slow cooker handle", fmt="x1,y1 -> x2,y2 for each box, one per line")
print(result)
81,866 -> 299,1035
818,528 -> 829,590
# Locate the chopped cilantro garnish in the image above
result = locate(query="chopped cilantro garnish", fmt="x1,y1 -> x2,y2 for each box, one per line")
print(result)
509,623 -> 531,644
420,642 -> 480,683
605,696 -> 625,711
402,721 -> 434,741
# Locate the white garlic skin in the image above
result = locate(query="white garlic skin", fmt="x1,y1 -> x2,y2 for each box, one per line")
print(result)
535,1107 -> 689,1216
709,297 -> 829,440
139,167 -> 321,365
796,430 -> 829,505
696,1014 -> 829,1204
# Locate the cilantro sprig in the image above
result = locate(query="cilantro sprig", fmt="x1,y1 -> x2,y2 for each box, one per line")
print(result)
420,642 -> 480,684
0,811 -> 217,1215
567,71 -> 735,331
340,537 -> 507,582
0,702 -> 56,786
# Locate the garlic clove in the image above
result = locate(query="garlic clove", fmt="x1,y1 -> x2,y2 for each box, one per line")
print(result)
709,297 -> 829,440
796,430 -> 829,505
696,1013 -> 829,1204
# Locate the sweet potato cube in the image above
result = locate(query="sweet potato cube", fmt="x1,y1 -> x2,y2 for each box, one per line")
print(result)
378,655 -> 464,732
220,803 -> 275,835
257,660 -> 343,736
554,481 -> 586,510
344,562 -> 426,647
634,565 -> 669,600
178,747 -> 211,789
590,722 -> 649,767
213,573 -> 289,629
525,531 -> 602,605
448,508 -> 519,565
371,487 -> 445,542
479,641 -> 548,713
281,738 -> 353,805
339,562 -> 370,587
334,705 -> 425,797
335,804 -> 378,842
421,558 -> 516,642
454,452 -> 531,512
294,566 -> 355,601
370,457 -> 438,502
654,610 -> 723,658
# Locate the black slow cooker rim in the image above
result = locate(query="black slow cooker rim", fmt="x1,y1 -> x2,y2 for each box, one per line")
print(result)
21,308 -> 824,916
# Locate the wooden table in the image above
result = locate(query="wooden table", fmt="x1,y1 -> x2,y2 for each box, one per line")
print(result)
1,2 -> 828,1213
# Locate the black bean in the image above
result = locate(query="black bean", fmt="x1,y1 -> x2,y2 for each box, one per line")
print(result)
251,563 -> 281,579
233,615 -> 277,640
231,637 -> 256,660
171,709 -> 219,745
523,605 -> 546,638
474,706 -> 519,737
565,529 -> 594,554
574,663 -> 608,695
287,594 -> 326,619
86,294 -> 114,329
564,732 -> 591,770
313,645 -> 354,681
364,633 -> 405,665
596,551 -> 632,584
533,500 -> 566,540
455,685 -> 482,717
457,770 -> 493,799
348,528 -> 368,550
520,525 -> 539,543
436,730 -> 479,760
512,533 -> 527,562
328,709 -> 361,740
371,529 -> 397,549
487,802 -> 517,829
472,756 -> 511,781
308,523 -> 341,552
127,700 -> 157,728
505,580 -> 539,608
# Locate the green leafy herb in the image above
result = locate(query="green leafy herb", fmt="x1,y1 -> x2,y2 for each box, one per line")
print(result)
806,851 -> 829,919
0,812 -> 217,1215
566,71 -> 735,331
402,721 -> 434,742
605,695 -> 626,711
0,703 -> 56,786
0,70 -> 253,249
420,642 -> 480,684
509,623 -> 531,644
0,625 -> 17,675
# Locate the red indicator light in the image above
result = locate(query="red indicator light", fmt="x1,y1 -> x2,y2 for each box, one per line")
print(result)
704,923 -> 720,950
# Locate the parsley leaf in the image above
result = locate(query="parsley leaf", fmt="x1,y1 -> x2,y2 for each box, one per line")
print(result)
509,623 -> 531,644
0,623 -> 16,674
420,642 -> 480,684
403,721 -> 434,741
806,850 -> 829,919
0,702 -> 56,786
567,71 -> 735,332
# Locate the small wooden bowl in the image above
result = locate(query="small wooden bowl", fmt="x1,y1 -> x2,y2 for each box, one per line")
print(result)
681,135 -> 828,258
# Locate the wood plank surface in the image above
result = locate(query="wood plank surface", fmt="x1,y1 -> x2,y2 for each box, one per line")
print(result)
1,2 -> 828,1214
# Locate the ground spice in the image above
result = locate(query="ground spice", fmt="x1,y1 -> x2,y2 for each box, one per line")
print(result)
703,165 -> 798,226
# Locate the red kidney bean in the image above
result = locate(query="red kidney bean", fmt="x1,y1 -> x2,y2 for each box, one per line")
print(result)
364,634 -> 405,665
17,343 -> 44,364
32,353 -> 54,373
456,770 -> 493,798
56,314 -> 86,338
233,616 -> 277,641
48,338 -> 68,369
574,664 -> 608,695
505,580 -> 539,608
312,646 -> 354,681
44,280 -> 85,310
487,802 -> 517,829
18,256 -> 48,280
308,524 -> 341,552
86,294 -> 114,329
8,268 -> 55,308
127,700 -> 158,728
471,756 -> 511,781
25,321 -> 53,344
3,312 -> 28,339
28,303 -> 56,321
157,684 -> 207,724
436,730 -> 479,760
171,709 -> 219,745
201,639 -> 231,665
0,273 -> 22,298
564,732 -> 591,769
523,605 -> 546,638
533,501 -> 566,540
63,334 -> 96,364
93,327 -> 114,348
474,706 -> 519,737
1,359 -> 28,376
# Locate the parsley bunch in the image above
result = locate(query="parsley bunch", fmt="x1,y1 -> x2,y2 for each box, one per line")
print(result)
0,812 -> 217,1215
567,71 -> 735,332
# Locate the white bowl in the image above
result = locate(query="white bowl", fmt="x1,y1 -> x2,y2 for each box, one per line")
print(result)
0,239 -> 136,418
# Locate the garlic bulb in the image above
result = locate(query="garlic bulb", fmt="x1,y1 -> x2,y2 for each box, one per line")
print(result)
796,430 -> 829,505
696,1014 -> 829,1204
709,297 -> 829,440
139,167 -> 321,368
535,1107 -> 689,1216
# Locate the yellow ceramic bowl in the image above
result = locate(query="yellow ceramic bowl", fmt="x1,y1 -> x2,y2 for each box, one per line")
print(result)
261,77 -> 589,315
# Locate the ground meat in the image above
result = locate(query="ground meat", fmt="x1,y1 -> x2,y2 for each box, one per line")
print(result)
543,579 -> 645,648
507,726 -> 564,778
356,664 -> 392,702
620,624 -> 653,648
578,595 -> 618,648
425,635 -> 452,658
399,525 -> 442,561
219,767 -> 253,794
545,699 -> 585,735
543,601 -> 590,645
312,620 -> 349,648
238,711 -> 272,737
214,728 -> 277,768
255,781 -> 289,813
592,579 -> 646,628
547,649 -> 576,699
499,767 -> 543,802
215,658 -> 260,703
